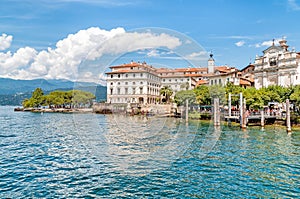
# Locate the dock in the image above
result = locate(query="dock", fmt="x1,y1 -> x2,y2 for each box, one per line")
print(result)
225,114 -> 277,125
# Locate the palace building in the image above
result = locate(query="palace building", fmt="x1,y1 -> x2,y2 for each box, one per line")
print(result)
105,38 -> 300,104
106,61 -> 161,104
106,54 -> 248,104
254,38 -> 300,89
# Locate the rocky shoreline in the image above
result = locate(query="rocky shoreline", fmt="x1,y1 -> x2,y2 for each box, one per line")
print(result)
14,103 -> 177,116
14,107 -> 93,113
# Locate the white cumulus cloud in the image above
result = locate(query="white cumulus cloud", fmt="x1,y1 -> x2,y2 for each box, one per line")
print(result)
0,33 -> 13,51
254,39 -> 280,48
235,40 -> 245,47
93,32 -> 181,58
0,47 -> 37,75
0,27 -> 182,82
185,51 -> 207,60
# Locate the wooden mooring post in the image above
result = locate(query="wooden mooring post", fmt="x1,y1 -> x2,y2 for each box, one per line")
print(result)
228,93 -> 232,117
286,99 -> 291,133
241,98 -> 247,129
213,98 -> 220,126
185,99 -> 189,123
239,92 -> 243,128
260,110 -> 264,129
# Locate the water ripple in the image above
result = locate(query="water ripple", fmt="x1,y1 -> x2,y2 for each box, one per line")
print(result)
0,106 -> 299,198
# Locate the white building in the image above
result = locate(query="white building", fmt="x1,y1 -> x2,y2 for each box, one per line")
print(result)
156,67 -> 207,92
207,66 -> 240,86
206,53 -> 240,86
106,55 -> 246,104
254,38 -> 300,89
106,62 -> 161,104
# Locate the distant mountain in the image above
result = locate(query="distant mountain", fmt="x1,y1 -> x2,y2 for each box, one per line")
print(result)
0,78 -> 107,106
0,78 -> 103,95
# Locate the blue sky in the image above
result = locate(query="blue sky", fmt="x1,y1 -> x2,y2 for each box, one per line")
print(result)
1,0 -> 300,82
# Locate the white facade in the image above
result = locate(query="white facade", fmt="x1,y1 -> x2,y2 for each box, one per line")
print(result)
106,56 -> 244,104
106,62 -> 161,104
161,76 -> 192,92
157,68 -> 207,92
208,69 -> 240,86
254,39 -> 300,89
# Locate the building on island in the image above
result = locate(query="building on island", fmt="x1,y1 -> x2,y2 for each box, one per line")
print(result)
254,38 -> 300,89
106,61 -> 161,104
239,64 -> 255,88
156,67 -> 207,92
106,54 -> 248,104
105,38 -> 300,105
206,53 -> 240,87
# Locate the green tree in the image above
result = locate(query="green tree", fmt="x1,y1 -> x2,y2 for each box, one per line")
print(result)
30,88 -> 44,108
160,86 -> 173,103
174,90 -> 196,106
225,82 -> 244,106
22,88 -> 95,108
243,87 -> 264,109
209,85 -> 226,104
264,85 -> 291,102
45,91 -> 65,108
261,86 -> 281,103
22,98 -> 35,108
194,85 -> 211,105
290,85 -> 300,105
70,90 -> 96,108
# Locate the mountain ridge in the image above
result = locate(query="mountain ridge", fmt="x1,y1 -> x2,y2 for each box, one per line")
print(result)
0,78 -> 107,105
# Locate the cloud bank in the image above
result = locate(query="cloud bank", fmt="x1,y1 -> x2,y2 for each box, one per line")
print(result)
0,27 -> 182,82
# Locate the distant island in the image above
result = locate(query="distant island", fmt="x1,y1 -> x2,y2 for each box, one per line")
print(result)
14,88 -> 96,113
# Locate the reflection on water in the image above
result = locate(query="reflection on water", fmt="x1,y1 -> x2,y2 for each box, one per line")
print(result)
0,106 -> 299,198
74,114 -> 198,176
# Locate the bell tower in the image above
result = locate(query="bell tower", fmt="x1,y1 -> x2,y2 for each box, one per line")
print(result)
208,53 -> 215,74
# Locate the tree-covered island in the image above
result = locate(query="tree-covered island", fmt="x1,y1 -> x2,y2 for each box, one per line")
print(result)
20,88 -> 96,112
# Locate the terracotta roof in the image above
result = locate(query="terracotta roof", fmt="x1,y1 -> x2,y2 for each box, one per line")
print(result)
105,69 -> 149,74
240,77 -> 254,83
156,67 -> 207,73
107,62 -> 243,82
214,66 -> 237,73
109,62 -> 153,69
196,79 -> 208,86
240,79 -> 251,86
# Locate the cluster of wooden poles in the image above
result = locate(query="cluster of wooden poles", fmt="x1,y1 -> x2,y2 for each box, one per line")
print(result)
212,93 -> 292,134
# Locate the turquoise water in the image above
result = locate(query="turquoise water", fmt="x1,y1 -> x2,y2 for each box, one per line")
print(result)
0,106 -> 299,198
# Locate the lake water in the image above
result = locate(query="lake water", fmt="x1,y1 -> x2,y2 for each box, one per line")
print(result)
0,106 -> 299,198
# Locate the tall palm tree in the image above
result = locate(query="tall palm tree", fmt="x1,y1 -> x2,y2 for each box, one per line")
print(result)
160,86 -> 173,103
